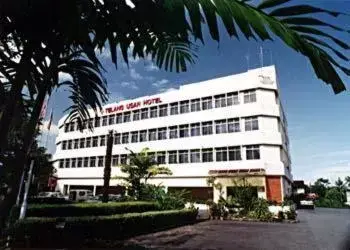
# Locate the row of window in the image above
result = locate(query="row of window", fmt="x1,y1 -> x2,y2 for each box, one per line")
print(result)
63,90 -> 257,132
58,145 -> 261,168
61,117 -> 259,150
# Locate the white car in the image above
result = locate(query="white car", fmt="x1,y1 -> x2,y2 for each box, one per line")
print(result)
300,199 -> 315,209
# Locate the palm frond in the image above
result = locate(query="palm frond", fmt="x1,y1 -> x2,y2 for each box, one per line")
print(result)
58,57 -> 108,129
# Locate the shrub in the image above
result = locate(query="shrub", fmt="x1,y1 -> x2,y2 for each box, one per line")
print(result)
285,210 -> 296,220
249,198 -> 273,221
9,209 -> 198,248
18,201 -> 160,217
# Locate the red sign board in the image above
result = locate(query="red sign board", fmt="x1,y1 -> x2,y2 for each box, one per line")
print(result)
105,97 -> 162,114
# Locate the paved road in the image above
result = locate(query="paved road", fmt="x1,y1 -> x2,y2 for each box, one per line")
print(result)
126,208 -> 350,250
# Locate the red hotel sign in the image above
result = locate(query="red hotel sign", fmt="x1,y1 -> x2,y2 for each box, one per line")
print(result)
105,97 -> 162,114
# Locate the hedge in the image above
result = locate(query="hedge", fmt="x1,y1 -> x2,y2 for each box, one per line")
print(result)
9,209 -> 198,248
21,201 -> 160,217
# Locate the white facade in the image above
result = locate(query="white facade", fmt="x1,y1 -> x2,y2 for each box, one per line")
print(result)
53,65 -> 292,202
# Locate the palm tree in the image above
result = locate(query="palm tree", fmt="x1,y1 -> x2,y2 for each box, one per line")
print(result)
117,148 -> 172,198
345,176 -> 350,188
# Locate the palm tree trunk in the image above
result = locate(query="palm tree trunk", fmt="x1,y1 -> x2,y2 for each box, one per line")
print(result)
0,84 -> 49,230
102,130 -> 114,203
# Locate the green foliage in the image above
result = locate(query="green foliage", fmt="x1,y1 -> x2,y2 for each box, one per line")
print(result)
285,210 -> 297,220
16,201 -> 160,218
139,184 -> 189,210
248,198 -> 273,221
8,209 -> 198,248
117,148 -> 172,199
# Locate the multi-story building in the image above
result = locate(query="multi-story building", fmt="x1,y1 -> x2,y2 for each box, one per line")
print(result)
53,65 -> 292,202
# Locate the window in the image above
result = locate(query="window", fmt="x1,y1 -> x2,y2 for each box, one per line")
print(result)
158,128 -> 167,140
112,155 -> 119,166
139,130 -> 147,142
64,124 -> 69,133
202,148 -> 213,162
228,118 -> 240,133
122,133 -> 129,144
202,121 -> 213,135
92,136 -> 98,147
79,138 -> 85,148
202,97 -> 212,110
100,135 -> 106,146
83,157 -> 89,167
131,132 -> 138,143
124,112 -> 131,122
179,125 -> 189,138
149,129 -> 157,141
116,114 -> 123,124
67,140 -> 72,150
114,133 -> 121,144
71,158 -> 76,168
102,116 -> 108,126
82,121 -> 87,130
98,156 -> 104,167
90,157 -> 96,167
191,99 -> 201,112
229,146 -> 241,161
215,120 -> 227,134
88,118 -> 94,128
69,122 -> 75,132
227,92 -> 239,106
65,159 -> 71,168
62,141 -> 67,150
216,147 -> 228,161
77,158 -> 83,168
168,151 -> 177,164
86,137 -> 91,148
148,152 -> 156,162
190,149 -> 200,163
157,152 -> 166,164
170,103 -> 179,115
120,154 -> 127,164
150,107 -> 158,118
190,123 -> 200,136
215,94 -> 226,108
108,114 -> 115,125
94,117 -> 101,127
59,160 -> 64,168
73,139 -> 79,149
141,108 -> 148,119
244,90 -> 256,103
133,110 -> 140,121
180,101 -> 189,114
246,145 -> 260,160
245,117 -> 259,131
169,126 -> 178,139
179,150 -> 189,163
159,105 -> 168,117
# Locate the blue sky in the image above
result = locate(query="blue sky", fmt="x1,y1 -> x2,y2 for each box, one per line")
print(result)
40,1 -> 350,184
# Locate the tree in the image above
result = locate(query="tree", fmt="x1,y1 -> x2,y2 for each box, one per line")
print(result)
311,178 -> 330,198
117,148 -> 172,198
344,176 -> 350,189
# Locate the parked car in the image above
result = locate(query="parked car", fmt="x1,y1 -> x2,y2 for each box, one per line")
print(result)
29,191 -> 70,204
69,189 -> 94,202
85,194 -> 123,203
299,198 -> 315,209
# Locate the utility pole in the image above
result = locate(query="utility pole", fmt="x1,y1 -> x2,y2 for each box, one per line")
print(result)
102,130 -> 114,203
19,160 -> 34,219
15,167 -> 27,206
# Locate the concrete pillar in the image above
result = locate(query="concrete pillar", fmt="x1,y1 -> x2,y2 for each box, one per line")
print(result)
93,185 -> 97,196
213,185 -> 227,203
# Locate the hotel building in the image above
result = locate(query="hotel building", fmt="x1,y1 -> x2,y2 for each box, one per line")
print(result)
53,65 -> 292,202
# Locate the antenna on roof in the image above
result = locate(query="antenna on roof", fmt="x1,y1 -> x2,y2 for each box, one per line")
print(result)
259,46 -> 264,68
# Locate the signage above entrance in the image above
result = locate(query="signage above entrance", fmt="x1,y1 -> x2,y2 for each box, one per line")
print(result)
105,97 -> 162,114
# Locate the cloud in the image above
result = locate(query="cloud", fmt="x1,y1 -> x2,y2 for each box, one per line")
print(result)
145,76 -> 155,81
109,92 -> 125,103
96,48 -> 111,59
145,63 -> 159,72
130,68 -> 143,80
58,72 -> 72,83
152,79 -> 169,88
120,81 -> 139,90
129,57 -> 140,64
39,120 -> 59,136
309,150 -> 350,160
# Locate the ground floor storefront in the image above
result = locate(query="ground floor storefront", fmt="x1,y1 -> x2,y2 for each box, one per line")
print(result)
57,174 -> 291,203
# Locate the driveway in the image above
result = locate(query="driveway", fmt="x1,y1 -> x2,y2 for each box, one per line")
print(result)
125,208 -> 350,250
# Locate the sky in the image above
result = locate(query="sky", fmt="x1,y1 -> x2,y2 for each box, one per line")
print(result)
39,0 -> 350,185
